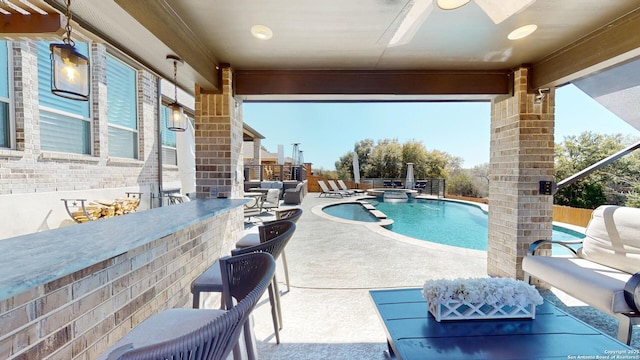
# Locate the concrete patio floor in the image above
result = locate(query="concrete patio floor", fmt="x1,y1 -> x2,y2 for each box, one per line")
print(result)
243,192 -> 639,359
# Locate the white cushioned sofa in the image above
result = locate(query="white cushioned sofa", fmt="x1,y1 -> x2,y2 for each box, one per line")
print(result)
523,205 -> 640,344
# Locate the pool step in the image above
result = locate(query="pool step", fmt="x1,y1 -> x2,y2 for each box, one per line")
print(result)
361,203 -> 376,210
369,209 -> 387,219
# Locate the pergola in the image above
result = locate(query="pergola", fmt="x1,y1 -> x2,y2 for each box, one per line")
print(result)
3,0 -> 640,280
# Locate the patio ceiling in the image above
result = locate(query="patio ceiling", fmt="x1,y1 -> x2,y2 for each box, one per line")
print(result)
5,1 -> 640,102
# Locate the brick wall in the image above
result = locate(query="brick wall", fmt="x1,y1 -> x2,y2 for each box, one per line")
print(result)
0,41 -> 181,239
194,67 -> 242,199
0,206 -> 243,359
487,67 -> 555,279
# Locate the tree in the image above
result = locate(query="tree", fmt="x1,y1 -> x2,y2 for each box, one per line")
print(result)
447,172 -> 477,197
401,140 -> 429,179
334,139 -> 375,180
554,132 -> 640,208
365,139 -> 403,178
332,138 -> 471,189
423,150 -> 456,178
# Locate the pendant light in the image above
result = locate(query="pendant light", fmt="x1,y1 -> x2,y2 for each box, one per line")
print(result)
50,0 -> 90,101
166,55 -> 186,132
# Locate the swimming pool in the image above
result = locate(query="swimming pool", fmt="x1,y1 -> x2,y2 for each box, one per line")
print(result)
322,199 -> 585,251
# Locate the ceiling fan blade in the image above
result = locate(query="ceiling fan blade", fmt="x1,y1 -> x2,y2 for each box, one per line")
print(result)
387,0 -> 435,47
436,0 -> 471,10
474,0 -> 536,24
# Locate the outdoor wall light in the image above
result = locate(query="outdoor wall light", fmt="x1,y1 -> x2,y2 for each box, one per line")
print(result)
534,88 -> 550,104
50,0 -> 90,101
166,54 -> 187,132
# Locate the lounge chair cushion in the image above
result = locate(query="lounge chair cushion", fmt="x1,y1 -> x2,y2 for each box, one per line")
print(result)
579,205 -> 640,274
522,255 -> 634,314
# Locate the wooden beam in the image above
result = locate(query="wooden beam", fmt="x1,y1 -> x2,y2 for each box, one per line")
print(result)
531,7 -> 640,89
0,14 -> 63,37
235,70 -> 512,97
114,0 -> 221,92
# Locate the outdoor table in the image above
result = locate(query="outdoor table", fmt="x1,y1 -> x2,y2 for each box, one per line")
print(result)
370,288 -> 635,360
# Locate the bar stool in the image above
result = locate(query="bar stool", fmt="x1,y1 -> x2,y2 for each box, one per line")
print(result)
235,208 -> 302,292
98,252 -> 275,360
191,220 -> 296,351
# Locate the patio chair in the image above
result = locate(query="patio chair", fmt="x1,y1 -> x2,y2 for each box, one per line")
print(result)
191,220 -> 296,347
99,252 -> 275,360
236,208 -> 303,292
283,182 -> 304,205
261,188 -> 281,212
243,194 -> 264,222
328,180 -> 353,196
317,180 -> 343,198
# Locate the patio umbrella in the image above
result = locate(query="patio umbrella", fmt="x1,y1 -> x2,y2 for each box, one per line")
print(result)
176,120 -> 196,196
405,163 -> 414,189
353,152 -> 361,184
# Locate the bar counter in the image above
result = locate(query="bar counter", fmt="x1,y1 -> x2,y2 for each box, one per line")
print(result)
0,198 -> 247,360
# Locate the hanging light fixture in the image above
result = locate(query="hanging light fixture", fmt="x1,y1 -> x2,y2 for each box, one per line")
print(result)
50,0 -> 90,101
166,54 -> 186,132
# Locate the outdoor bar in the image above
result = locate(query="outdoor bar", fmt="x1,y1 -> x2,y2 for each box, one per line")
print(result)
0,198 -> 247,359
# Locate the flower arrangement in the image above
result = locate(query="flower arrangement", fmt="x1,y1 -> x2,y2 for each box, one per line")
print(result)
422,277 -> 544,321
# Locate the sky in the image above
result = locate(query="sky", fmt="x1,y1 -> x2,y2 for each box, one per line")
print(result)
242,84 -> 640,171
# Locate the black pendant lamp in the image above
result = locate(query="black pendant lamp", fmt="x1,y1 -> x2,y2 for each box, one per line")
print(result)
50,0 -> 90,101
167,55 -> 186,132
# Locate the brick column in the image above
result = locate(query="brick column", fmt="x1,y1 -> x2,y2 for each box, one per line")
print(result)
488,67 -> 555,279
253,139 -> 262,166
194,67 -> 243,199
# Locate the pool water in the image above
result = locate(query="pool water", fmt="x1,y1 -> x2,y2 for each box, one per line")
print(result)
323,203 -> 379,222
322,199 -> 585,251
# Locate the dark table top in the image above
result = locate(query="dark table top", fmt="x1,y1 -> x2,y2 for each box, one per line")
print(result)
370,288 -> 634,360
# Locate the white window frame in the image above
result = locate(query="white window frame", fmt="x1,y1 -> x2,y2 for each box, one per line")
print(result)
106,53 -> 139,159
37,41 -> 92,155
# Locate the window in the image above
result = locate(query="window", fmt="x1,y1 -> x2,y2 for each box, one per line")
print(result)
106,54 -> 138,159
0,41 -> 9,148
160,104 -> 177,165
37,41 -> 91,154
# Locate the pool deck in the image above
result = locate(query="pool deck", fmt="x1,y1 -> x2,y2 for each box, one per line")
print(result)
241,193 -> 639,359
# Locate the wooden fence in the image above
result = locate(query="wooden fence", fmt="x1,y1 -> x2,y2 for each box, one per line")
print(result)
552,205 -> 593,227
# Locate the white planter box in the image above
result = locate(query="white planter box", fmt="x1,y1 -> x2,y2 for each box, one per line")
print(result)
428,300 -> 536,322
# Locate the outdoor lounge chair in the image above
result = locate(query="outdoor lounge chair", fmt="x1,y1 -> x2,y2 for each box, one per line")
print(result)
317,180 -> 343,198
99,252 -> 275,360
337,180 -> 363,196
328,180 -> 353,196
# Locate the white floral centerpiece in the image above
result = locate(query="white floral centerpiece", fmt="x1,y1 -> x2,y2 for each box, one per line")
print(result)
422,277 -> 544,321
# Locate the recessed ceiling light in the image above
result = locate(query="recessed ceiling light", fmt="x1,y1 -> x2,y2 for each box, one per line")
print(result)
251,25 -> 273,40
436,0 -> 471,10
508,24 -> 537,40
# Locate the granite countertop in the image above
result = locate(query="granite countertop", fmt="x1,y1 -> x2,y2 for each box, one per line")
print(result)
0,198 -> 248,302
